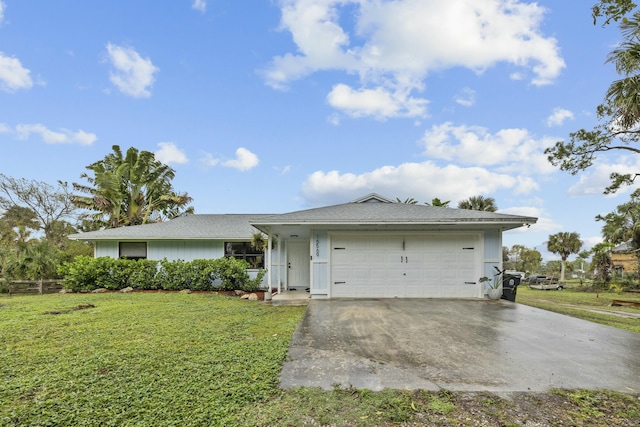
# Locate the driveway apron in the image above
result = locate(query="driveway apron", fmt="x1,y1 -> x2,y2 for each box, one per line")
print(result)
279,299 -> 640,392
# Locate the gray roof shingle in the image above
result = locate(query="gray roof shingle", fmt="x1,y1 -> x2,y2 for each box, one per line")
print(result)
69,194 -> 537,241
69,214 -> 272,241
251,202 -> 537,225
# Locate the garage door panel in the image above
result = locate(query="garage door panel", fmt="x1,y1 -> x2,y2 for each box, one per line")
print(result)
331,233 -> 480,298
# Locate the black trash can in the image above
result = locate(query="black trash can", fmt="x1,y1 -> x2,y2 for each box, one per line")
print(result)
501,275 -> 521,302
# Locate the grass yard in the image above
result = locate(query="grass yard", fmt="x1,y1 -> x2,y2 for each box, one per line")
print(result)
0,292 -> 305,426
1,292 -> 640,426
517,285 -> 640,334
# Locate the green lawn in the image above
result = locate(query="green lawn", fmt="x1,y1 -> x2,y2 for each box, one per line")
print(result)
1,292 -> 639,426
0,293 -> 305,426
517,285 -> 640,333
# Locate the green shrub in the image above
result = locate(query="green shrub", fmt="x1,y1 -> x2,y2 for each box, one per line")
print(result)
58,255 -> 100,292
189,259 -> 218,291
129,259 -> 160,290
59,256 -> 262,292
243,269 -> 266,292
213,257 -> 251,291
158,259 -> 191,290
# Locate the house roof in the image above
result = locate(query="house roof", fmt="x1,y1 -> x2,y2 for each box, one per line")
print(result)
250,200 -> 537,228
68,194 -> 538,241
68,214 -> 272,241
613,241 -> 636,253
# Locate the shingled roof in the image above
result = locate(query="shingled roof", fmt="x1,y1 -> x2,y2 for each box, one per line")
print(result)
69,194 -> 537,241
69,214 -> 272,241
251,202 -> 536,226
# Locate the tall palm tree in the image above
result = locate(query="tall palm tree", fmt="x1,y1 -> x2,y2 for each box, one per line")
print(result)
73,145 -> 194,229
547,232 -> 583,283
605,11 -> 640,130
457,195 -> 497,212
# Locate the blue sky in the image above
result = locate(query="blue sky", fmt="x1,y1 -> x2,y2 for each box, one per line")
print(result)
0,0 -> 632,261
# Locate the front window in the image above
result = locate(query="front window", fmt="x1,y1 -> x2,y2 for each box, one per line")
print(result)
119,242 -> 147,260
225,242 -> 264,268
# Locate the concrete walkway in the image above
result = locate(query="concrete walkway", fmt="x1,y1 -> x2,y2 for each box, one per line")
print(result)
280,299 -> 640,392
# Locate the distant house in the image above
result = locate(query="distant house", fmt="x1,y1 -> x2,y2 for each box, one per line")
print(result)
612,241 -> 638,276
69,193 -> 537,299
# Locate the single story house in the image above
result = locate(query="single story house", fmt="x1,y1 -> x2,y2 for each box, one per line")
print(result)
69,193 -> 537,299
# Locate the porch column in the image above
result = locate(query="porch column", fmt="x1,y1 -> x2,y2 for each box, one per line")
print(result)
277,234 -> 282,295
266,228 -> 273,300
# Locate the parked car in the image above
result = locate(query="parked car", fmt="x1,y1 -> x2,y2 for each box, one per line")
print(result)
525,275 -> 564,290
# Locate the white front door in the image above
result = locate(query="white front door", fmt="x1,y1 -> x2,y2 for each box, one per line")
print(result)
287,240 -> 310,290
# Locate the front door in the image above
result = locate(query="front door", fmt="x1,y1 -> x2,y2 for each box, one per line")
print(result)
287,240 -> 310,290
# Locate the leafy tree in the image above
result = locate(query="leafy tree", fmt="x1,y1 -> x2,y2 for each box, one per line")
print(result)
544,260 -> 563,277
502,246 -> 510,264
73,145 -> 194,229
395,197 -> 418,204
3,241 -> 61,280
457,195 -> 497,212
592,0 -> 636,26
0,205 -> 40,245
505,244 -> 542,274
0,174 -> 77,241
546,3 -> 640,194
597,188 -> 640,275
591,242 -> 615,285
547,232 -> 583,282
427,197 -> 451,207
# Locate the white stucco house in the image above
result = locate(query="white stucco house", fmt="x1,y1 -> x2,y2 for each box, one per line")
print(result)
69,194 -> 537,299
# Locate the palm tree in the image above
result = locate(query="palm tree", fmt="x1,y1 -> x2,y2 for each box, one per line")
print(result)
73,145 -> 194,229
427,197 -> 451,207
547,232 -> 583,283
395,197 -> 418,204
457,195 -> 497,212
605,11 -> 640,130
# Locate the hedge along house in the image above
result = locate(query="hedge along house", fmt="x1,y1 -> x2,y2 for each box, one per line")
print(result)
68,214 -> 277,284
70,194 -> 537,299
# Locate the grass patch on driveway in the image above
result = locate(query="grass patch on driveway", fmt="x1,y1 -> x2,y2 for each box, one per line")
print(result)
1,292 -> 639,426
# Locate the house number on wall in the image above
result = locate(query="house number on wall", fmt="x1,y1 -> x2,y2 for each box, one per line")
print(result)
315,235 -> 320,257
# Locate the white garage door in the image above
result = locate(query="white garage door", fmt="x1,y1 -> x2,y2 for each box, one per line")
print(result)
330,233 -> 480,298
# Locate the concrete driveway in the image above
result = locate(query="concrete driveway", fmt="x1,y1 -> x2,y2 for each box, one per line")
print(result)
279,299 -> 640,392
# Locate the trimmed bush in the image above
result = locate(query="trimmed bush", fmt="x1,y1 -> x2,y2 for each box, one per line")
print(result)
59,256 -> 262,292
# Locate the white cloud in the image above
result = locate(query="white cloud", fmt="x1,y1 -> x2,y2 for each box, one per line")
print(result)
155,142 -> 188,165
327,84 -> 428,119
0,1 -> 5,23
566,155 -> 640,197
454,88 -> 476,107
192,0 -> 206,12
14,123 -> 97,145
274,165 -> 292,175
420,122 -> 558,175
301,160 -> 535,207
106,43 -> 158,98
546,108 -> 574,127
0,52 -> 33,92
264,0 -> 564,119
500,206 -> 558,233
201,152 -> 220,167
222,147 -> 259,171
